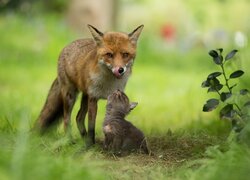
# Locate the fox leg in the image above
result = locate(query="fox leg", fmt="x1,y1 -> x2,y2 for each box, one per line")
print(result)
76,95 -> 88,137
87,97 -> 98,145
61,87 -> 77,135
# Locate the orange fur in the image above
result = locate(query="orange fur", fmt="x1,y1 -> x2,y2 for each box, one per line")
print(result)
36,25 -> 144,145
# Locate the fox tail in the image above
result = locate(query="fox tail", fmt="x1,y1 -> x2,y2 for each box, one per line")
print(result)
35,78 -> 63,133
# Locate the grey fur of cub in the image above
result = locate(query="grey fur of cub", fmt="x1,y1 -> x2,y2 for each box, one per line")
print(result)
103,90 -> 149,154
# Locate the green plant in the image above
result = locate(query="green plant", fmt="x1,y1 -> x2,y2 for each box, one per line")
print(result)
202,48 -> 250,132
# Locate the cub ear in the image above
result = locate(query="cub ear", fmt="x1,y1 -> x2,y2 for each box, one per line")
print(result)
128,25 -> 144,45
87,24 -> 104,45
130,102 -> 138,111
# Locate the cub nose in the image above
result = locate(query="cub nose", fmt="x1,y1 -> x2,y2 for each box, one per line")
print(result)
118,67 -> 124,74
115,89 -> 121,95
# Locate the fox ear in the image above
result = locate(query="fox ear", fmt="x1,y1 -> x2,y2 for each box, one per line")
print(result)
128,25 -> 144,45
87,24 -> 104,45
129,102 -> 138,111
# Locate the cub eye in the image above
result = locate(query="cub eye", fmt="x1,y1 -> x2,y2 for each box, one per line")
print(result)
106,52 -> 113,58
122,52 -> 129,58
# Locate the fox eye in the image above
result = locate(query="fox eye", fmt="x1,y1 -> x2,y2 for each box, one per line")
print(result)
106,52 -> 113,58
122,52 -> 129,58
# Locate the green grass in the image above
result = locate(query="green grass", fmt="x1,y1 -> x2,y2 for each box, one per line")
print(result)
0,14 -> 250,180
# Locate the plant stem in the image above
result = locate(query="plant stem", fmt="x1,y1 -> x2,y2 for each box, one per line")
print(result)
215,89 -> 221,96
221,63 -> 243,116
220,61 -> 244,121
234,103 -> 242,115
220,63 -> 232,93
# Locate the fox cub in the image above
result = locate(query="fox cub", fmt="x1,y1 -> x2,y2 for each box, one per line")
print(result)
103,90 -> 149,154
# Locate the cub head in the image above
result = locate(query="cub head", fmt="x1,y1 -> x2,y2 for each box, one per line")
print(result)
88,25 -> 144,79
106,89 -> 138,116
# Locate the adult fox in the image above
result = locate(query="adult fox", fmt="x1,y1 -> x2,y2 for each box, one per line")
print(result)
36,24 -> 144,145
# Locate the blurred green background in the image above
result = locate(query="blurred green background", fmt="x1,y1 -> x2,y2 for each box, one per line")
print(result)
0,0 -> 250,179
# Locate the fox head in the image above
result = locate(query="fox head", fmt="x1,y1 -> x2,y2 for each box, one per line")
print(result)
106,89 -> 138,116
88,24 -> 144,79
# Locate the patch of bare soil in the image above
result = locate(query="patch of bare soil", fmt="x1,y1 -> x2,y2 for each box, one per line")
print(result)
98,132 -> 223,167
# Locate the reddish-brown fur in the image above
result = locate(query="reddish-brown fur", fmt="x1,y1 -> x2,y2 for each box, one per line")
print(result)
36,25 -> 144,145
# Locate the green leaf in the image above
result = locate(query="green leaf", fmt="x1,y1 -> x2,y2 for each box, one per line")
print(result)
201,80 -> 210,88
216,84 -> 223,91
208,77 -> 220,86
208,50 -> 218,58
225,49 -> 238,61
207,72 -> 222,79
217,48 -> 223,53
230,84 -> 237,90
229,70 -> 244,79
220,92 -> 232,102
207,77 -> 223,93
232,119 -> 243,133
244,101 -> 250,107
208,84 -> 223,93
203,99 -> 219,112
240,89 -> 249,95
219,104 -> 235,120
208,50 -> 222,65
213,56 -> 223,65
207,87 -> 215,92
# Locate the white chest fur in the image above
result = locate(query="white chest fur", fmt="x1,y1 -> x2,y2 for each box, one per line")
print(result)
88,67 -> 131,99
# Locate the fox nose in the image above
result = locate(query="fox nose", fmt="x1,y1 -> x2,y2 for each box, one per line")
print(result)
112,67 -> 126,78
118,67 -> 124,74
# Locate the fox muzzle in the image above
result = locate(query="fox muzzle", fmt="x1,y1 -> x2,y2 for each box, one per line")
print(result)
112,66 -> 127,79
99,58 -> 133,79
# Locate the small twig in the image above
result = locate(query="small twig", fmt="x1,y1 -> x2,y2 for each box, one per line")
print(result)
220,63 -> 232,93
234,103 -> 242,115
215,89 -> 221,96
